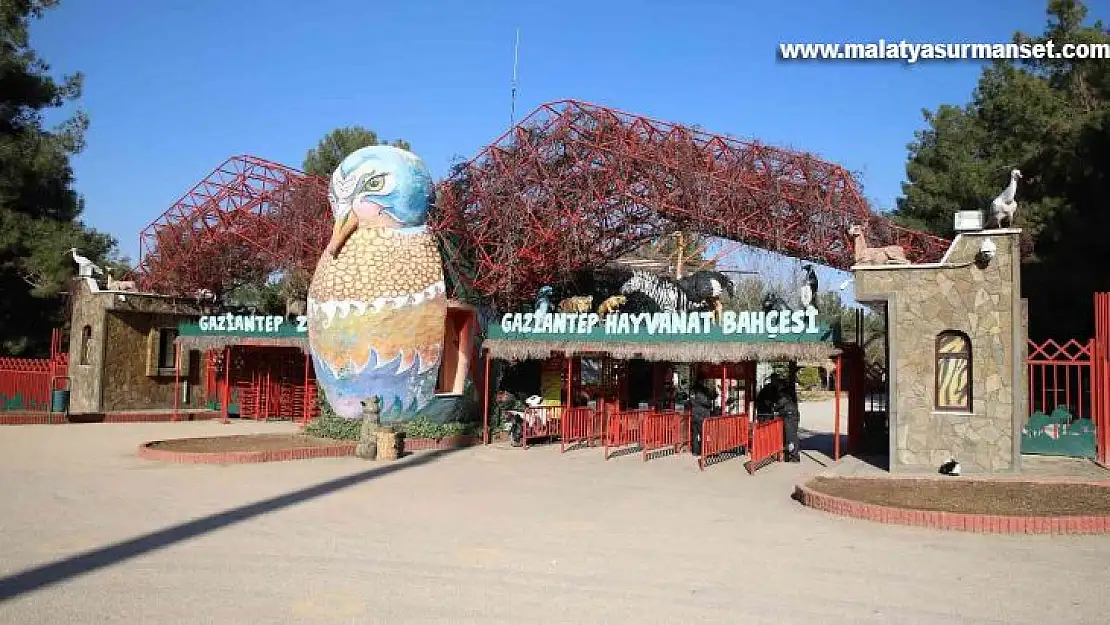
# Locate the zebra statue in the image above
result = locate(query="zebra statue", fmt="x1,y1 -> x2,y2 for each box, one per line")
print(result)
618,270 -> 710,313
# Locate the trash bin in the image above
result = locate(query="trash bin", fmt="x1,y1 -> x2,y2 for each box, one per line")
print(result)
51,389 -> 70,414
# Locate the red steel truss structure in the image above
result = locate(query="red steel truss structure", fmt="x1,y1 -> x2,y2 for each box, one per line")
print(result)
135,155 -> 329,296
430,99 -> 950,309
135,100 -> 949,307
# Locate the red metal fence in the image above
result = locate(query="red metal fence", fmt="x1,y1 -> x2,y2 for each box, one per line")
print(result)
749,418 -> 785,474
604,408 -> 648,459
699,413 -> 750,470
640,410 -> 691,461
1027,339 -> 1093,419
1095,293 -> 1110,465
560,406 -> 603,452
521,406 -> 563,449
0,329 -> 68,412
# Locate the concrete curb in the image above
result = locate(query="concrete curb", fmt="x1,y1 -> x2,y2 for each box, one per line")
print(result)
794,479 -> 1110,534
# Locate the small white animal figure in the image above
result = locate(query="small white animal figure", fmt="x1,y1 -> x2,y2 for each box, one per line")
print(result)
989,169 -> 1022,228
938,459 -> 961,476
848,225 -> 910,265
105,269 -> 136,292
68,247 -> 103,277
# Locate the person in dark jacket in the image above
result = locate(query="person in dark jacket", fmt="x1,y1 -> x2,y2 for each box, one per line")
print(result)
689,378 -> 717,455
755,373 -> 783,419
775,370 -> 802,463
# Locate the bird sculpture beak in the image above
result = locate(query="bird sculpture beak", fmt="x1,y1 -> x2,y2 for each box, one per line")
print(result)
326,212 -> 358,258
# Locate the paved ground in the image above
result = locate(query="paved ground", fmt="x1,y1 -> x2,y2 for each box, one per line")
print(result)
0,407 -> 1109,624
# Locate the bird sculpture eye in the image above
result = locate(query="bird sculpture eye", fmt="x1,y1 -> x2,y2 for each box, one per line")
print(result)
362,174 -> 387,193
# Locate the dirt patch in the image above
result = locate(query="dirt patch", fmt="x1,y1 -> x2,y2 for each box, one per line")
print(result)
147,434 -> 344,454
807,476 -> 1110,517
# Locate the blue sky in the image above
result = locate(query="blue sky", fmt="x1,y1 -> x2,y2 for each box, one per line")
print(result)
31,0 -> 1099,301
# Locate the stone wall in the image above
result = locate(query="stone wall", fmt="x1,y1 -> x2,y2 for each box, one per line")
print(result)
101,311 -> 204,412
854,230 -> 1024,473
65,282 -> 206,413
66,279 -> 108,413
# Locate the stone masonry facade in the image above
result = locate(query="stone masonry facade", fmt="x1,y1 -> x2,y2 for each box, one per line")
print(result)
854,230 -> 1025,473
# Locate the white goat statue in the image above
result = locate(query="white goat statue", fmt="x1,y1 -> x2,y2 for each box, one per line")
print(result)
989,169 -> 1022,228
848,224 -> 910,265
105,269 -> 137,292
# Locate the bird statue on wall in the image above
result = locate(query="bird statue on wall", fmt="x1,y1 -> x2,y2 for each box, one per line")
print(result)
798,264 -> 819,312
307,145 -> 447,422
68,248 -> 103,278
534,285 -> 553,316
989,169 -> 1022,228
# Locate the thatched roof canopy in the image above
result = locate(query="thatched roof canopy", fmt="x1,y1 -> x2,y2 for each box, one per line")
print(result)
175,335 -> 309,353
483,338 -> 839,364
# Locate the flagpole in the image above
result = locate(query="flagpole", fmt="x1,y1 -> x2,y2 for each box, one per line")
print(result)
511,28 -> 520,127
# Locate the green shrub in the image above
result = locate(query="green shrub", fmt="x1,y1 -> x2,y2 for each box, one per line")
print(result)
796,367 -> 822,391
304,413 -> 362,440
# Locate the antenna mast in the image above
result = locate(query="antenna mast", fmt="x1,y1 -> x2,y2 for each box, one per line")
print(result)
510,28 -> 520,127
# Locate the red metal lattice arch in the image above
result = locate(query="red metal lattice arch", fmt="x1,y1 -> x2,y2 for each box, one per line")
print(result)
429,99 -> 949,309
135,155 -> 329,297
135,100 -> 949,306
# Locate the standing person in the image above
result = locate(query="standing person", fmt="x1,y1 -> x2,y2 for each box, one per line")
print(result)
756,373 -> 783,420
689,377 -> 717,456
776,370 -> 802,463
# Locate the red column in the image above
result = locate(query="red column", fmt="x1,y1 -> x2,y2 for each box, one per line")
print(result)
302,351 -> 311,426
482,349 -> 491,444
173,345 -> 181,421
221,345 -> 231,424
834,354 -> 842,461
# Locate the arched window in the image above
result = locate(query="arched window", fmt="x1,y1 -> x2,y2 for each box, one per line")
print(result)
79,325 -> 93,365
935,331 -> 972,412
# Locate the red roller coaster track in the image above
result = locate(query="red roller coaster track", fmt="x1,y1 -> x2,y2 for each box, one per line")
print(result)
135,100 -> 949,306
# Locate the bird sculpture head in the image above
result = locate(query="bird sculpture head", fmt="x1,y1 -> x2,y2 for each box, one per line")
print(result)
1010,169 -> 1022,181
325,145 -> 434,256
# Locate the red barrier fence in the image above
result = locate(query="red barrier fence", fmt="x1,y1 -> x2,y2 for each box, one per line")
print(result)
522,406 -> 563,449
749,417 -> 784,474
699,413 -> 750,470
0,329 -> 68,412
560,406 -> 602,452
641,410 -> 691,461
604,408 -> 647,459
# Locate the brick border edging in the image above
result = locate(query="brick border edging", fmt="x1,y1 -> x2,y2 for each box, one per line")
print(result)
0,411 -> 219,425
138,439 -> 357,464
137,435 -> 482,465
793,480 -> 1110,534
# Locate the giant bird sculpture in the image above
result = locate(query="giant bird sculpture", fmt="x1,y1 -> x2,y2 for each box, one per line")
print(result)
798,264 -> 819,312
989,169 -> 1022,228
306,145 -> 447,422
68,248 -> 102,278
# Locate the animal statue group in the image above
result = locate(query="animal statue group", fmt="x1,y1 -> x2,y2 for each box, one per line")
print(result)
105,269 -> 137,292
306,145 -> 446,422
848,224 -> 910,266
989,169 -> 1022,228
540,269 -> 735,324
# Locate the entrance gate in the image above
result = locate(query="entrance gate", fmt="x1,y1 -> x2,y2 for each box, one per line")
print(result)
1023,293 -> 1110,464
